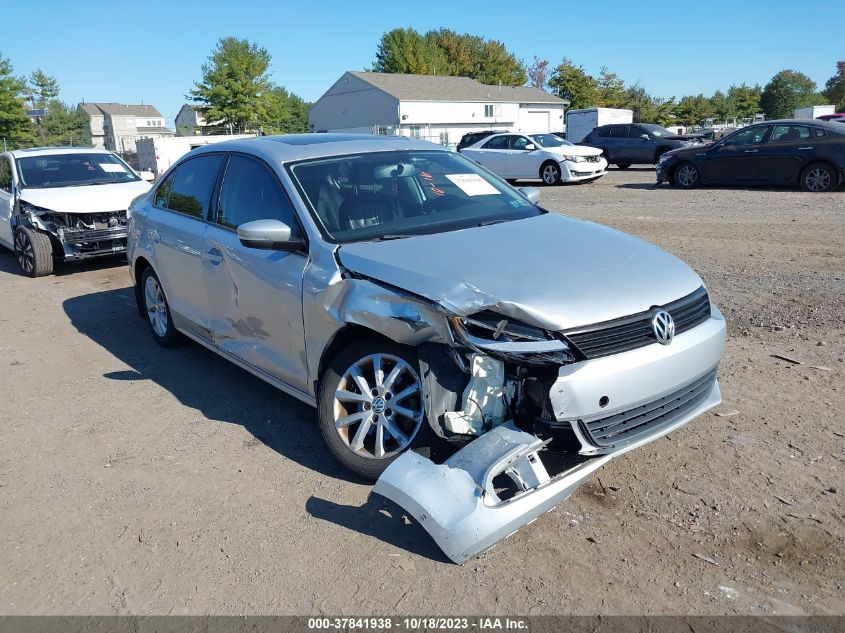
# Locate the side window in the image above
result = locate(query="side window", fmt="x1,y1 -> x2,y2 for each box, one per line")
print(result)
510,136 -> 532,150
0,158 -> 12,193
811,127 -> 827,138
769,125 -> 811,143
154,171 -> 174,207
217,155 -> 301,234
628,126 -> 646,138
165,154 -> 224,218
483,136 -> 509,150
609,126 -> 628,138
595,127 -> 610,138
723,126 -> 769,146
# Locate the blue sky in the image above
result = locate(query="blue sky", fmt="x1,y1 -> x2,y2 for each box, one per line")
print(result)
4,0 -> 842,126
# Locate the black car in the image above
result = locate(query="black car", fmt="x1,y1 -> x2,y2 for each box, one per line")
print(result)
457,130 -> 506,152
656,120 -> 845,192
581,123 -> 704,168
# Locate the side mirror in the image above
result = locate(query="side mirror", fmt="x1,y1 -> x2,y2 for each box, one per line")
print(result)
237,219 -> 305,251
524,144 -> 536,151
139,170 -> 155,182
518,186 -> 541,203
639,134 -> 650,140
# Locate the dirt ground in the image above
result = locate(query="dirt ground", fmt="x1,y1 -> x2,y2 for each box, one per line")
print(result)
0,168 -> 843,616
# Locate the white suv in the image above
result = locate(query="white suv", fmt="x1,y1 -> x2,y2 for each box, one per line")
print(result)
0,147 -> 152,277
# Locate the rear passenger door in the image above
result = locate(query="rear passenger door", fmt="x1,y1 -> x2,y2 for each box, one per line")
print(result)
471,135 -> 509,175
148,153 -> 225,338
202,153 -> 310,392
760,124 -> 819,185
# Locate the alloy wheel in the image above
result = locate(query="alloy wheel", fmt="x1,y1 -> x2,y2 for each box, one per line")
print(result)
676,164 -> 699,187
14,231 -> 34,274
805,167 -> 831,192
333,353 -> 423,460
144,275 -> 169,338
542,164 -> 560,184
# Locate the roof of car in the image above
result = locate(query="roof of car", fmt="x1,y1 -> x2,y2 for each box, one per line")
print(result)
7,146 -> 111,159
754,118 -> 845,131
186,133 -> 448,163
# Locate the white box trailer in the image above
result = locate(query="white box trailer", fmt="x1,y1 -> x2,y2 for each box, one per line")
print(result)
136,134 -> 257,176
565,108 -> 633,143
793,105 -> 835,119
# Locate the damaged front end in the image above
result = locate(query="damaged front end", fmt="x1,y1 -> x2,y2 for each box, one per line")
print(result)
19,201 -> 129,261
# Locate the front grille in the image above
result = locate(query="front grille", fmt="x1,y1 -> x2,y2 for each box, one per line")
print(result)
564,286 -> 711,359
578,368 -> 718,449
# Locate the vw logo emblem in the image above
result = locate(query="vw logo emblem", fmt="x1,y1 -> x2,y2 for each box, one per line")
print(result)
652,310 -> 675,345
371,397 -> 386,414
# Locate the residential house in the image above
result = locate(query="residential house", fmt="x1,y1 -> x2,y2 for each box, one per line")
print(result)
308,72 -> 568,147
77,102 -> 174,154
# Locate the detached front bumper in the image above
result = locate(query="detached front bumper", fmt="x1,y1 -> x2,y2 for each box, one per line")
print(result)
561,157 -> 608,182
376,310 -> 726,564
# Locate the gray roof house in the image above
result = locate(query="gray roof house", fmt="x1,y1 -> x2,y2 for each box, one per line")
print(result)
78,102 -> 174,152
308,71 -> 568,147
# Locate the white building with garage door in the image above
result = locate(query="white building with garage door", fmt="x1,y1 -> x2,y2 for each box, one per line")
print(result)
309,72 -> 567,148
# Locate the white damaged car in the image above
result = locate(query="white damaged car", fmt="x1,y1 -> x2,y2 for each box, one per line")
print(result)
460,132 -> 607,185
0,147 -> 153,277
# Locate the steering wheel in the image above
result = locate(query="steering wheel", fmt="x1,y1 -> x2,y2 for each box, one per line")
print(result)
423,194 -> 458,214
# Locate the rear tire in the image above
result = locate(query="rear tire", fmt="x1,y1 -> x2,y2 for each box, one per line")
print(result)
140,267 -> 182,348
317,339 -> 432,480
673,161 -> 700,188
540,161 -> 562,185
800,163 -> 836,192
14,227 -> 53,277
616,162 -> 632,169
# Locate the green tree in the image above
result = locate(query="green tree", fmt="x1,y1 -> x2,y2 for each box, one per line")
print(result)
595,66 -> 627,108
726,84 -> 762,120
548,58 -> 598,109
760,70 -> 824,119
822,61 -> 845,110
652,96 -> 677,127
674,94 -> 714,126
189,37 -> 273,133
0,51 -> 34,148
709,90 -> 735,121
258,86 -> 310,134
372,28 -> 526,86
27,69 -> 59,109
42,100 -> 90,146
625,84 -> 654,122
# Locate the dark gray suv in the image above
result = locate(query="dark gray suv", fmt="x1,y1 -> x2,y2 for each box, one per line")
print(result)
582,123 -> 702,168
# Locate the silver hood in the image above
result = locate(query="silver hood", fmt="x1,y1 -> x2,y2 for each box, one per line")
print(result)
337,213 -> 703,331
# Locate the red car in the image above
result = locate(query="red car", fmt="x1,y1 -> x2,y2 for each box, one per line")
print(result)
817,113 -> 845,121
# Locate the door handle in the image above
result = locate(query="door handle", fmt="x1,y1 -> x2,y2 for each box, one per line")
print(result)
797,146 -> 813,150
204,248 -> 223,265
743,149 -> 759,153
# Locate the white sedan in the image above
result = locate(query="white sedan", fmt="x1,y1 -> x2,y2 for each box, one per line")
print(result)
460,132 -> 607,185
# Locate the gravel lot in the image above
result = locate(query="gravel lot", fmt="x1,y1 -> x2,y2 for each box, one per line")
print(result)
0,168 -> 843,616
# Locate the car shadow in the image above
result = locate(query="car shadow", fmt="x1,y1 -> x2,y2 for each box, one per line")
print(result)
62,286 -> 362,484
0,248 -> 127,277
306,494 -> 450,562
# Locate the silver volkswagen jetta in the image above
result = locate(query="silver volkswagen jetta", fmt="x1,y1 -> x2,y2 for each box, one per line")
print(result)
128,134 -> 725,562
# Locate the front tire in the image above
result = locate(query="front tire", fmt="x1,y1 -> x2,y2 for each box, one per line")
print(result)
317,340 -> 430,479
141,267 -> 181,347
616,162 -> 632,169
14,227 -> 53,277
540,161 -> 562,185
673,161 -> 701,188
800,163 -> 836,192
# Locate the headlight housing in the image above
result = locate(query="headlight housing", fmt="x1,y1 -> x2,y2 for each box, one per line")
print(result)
560,155 -> 587,163
449,311 -> 575,366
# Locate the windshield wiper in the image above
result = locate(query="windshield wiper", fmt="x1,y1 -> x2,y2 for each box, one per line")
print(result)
477,219 -> 509,227
372,234 -> 411,241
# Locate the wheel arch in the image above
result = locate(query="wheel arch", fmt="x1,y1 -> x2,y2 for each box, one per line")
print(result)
315,324 -> 395,396
133,256 -> 153,318
801,159 -> 841,188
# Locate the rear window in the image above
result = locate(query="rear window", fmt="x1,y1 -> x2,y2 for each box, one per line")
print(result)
159,154 -> 224,219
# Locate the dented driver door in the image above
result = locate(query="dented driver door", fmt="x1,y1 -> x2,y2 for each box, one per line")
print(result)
202,154 -> 310,392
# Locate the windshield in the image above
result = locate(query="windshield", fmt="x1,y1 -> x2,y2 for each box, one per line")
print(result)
530,134 -> 573,147
641,125 -> 676,137
17,152 -> 140,188
288,150 -> 542,243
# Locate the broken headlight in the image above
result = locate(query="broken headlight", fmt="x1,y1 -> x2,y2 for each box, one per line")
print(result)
449,311 -> 575,366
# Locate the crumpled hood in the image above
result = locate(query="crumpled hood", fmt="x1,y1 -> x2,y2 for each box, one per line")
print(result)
338,213 -> 703,331
543,144 -> 603,157
20,180 -> 151,213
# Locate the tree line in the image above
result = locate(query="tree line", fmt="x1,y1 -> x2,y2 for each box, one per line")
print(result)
373,28 -> 845,127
